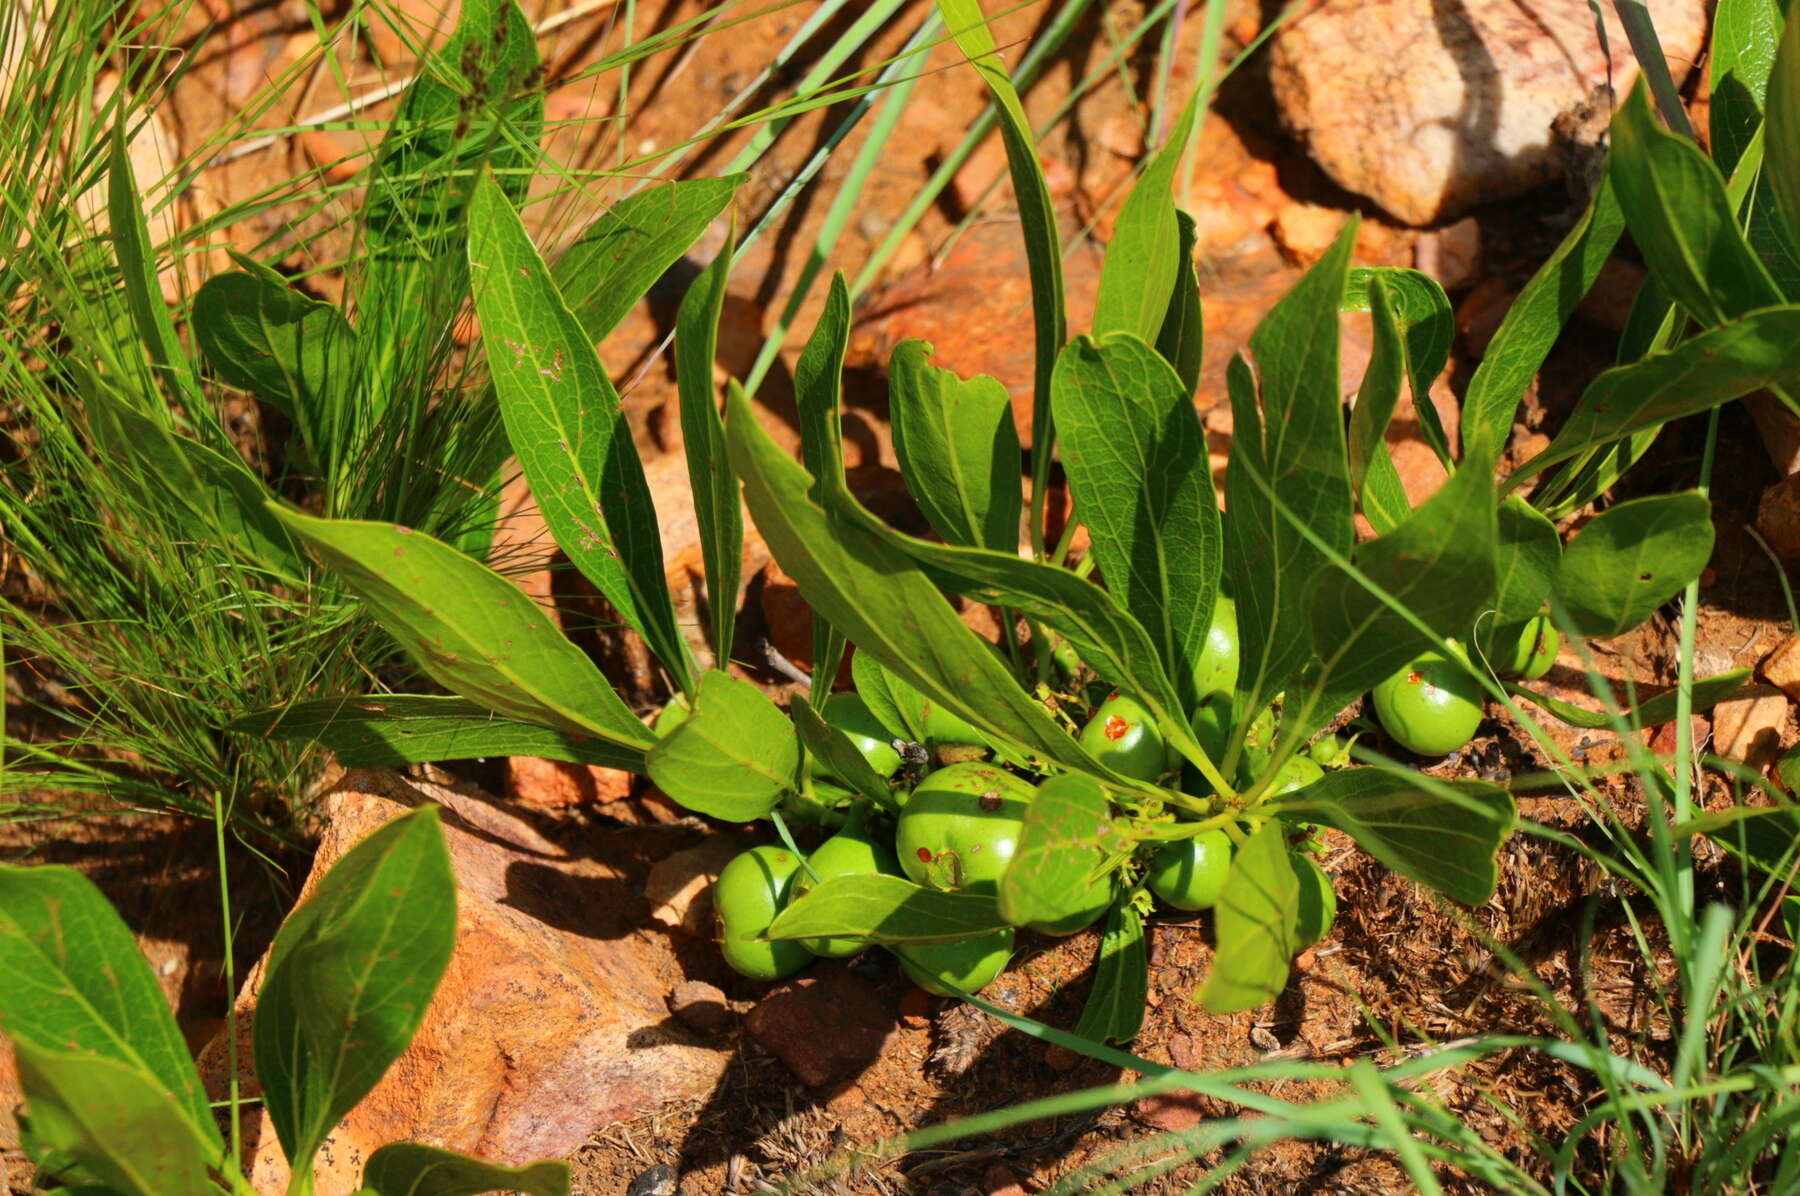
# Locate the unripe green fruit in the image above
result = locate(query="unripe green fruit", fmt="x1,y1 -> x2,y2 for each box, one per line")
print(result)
897,763 -> 1035,894
1291,854 -> 1336,948
1079,693 -> 1173,782
1191,594 -> 1240,700
1484,615 -> 1558,681
894,927 -> 1015,996
1147,828 -> 1232,911
918,697 -> 985,749
1372,648 -> 1483,756
715,845 -> 811,981
1270,755 -> 1323,796
791,806 -> 900,958
810,692 -> 902,781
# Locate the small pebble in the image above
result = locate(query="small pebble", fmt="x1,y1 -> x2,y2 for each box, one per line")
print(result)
628,1162 -> 679,1196
668,980 -> 732,1035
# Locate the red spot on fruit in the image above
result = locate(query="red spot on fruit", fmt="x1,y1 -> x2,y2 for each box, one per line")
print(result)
1104,715 -> 1130,741
916,847 -> 933,863
1407,672 -> 1423,685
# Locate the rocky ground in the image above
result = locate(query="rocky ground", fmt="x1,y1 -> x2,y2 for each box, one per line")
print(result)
7,0 -> 1800,1192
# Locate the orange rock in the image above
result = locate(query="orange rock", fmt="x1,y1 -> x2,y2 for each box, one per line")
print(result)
506,755 -> 636,808
1764,636 -> 1800,704
645,832 -> 753,937
1713,690 -> 1789,771
1272,202 -> 1346,265
203,770 -> 725,1195
1758,474 -> 1800,560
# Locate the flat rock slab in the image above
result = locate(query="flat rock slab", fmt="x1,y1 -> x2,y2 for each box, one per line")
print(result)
1270,0 -> 1707,225
202,768 -> 727,1196
746,966 -> 899,1088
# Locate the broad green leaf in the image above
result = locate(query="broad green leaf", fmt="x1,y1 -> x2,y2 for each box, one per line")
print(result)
555,176 -> 745,344
1154,210 -> 1204,399
1710,0 -> 1784,174
256,807 -> 456,1177
1348,274 -> 1414,535
765,874 -> 1007,944
888,341 -> 1022,552
1072,899 -> 1147,1046
675,224 -> 744,667
645,669 -> 797,820
363,1142 -> 569,1196
1610,82 -> 1784,327
1509,668 -> 1751,730
935,0 -> 1066,538
1553,492 -> 1715,637
1342,267 -> 1454,462
271,507 -> 652,747
1094,92 -> 1198,340
1225,224 -> 1358,714
998,774 -> 1113,929
192,270 -> 355,423
1491,496 -> 1562,623
1305,459 -> 1498,738
468,172 -> 691,692
1053,333 -> 1221,703
1463,179 -> 1625,464
0,866 -> 219,1147
1199,821 -> 1298,1013
790,694 -> 900,811
1766,2 -> 1800,247
1509,307 -> 1800,481
851,649 -> 925,744
13,1044 -> 220,1196
725,386 -> 1112,781
793,277 -> 854,696
1270,770 -> 1516,904
107,123 -> 198,412
83,382 -> 304,579
364,0 -> 540,259
227,695 -> 647,771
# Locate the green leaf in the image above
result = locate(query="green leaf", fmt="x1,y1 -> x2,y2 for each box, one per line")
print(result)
1270,769 -> 1517,904
106,122 -> 198,411
0,866 -> 220,1147
1710,0 -> 1785,175
1765,2 -> 1800,248
793,277 -> 854,695
363,1142 -> 570,1196
13,1044 -> 221,1196
1510,307 -> 1800,482
675,223 -> 744,667
1552,492 -> 1715,637
83,382 -> 304,579
725,386 -> 1113,781
1094,92 -> 1198,341
645,670 -> 797,820
1072,899 -> 1147,1046
556,176 -> 745,344
256,807 -> 457,1178
192,270 -> 355,424
1609,81 -> 1784,327
1508,668 -> 1751,730
765,874 -> 1008,944
271,507 -> 653,747
364,0 -> 541,259
790,696 -> 899,812
851,650 -> 924,744
888,341 -> 1023,553
1342,267 -> 1454,462
1199,822 -> 1298,1014
1052,333 -> 1221,702
935,0 -> 1066,542
1347,274 -> 1415,534
227,695 -> 647,771
1463,179 -> 1625,465
1225,224 -> 1358,713
1305,459 -> 1498,736
1492,496 -> 1562,623
998,774 -> 1112,929
468,172 -> 691,692
1153,210 -> 1204,399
